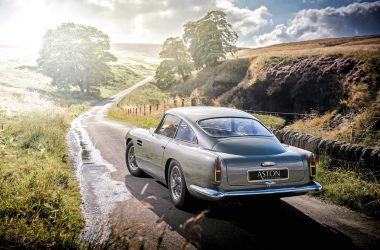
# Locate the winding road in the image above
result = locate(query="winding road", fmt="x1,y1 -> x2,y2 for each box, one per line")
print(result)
69,77 -> 380,250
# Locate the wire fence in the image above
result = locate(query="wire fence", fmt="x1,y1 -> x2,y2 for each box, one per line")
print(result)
116,97 -> 380,147
116,96 -> 197,117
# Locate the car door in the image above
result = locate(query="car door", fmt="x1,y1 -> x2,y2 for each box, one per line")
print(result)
164,119 -> 200,180
139,114 -> 180,179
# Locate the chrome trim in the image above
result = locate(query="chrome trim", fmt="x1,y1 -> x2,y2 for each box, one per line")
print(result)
261,161 -> 275,167
174,120 -> 198,144
247,167 -> 289,183
196,117 -> 273,138
189,182 -> 322,200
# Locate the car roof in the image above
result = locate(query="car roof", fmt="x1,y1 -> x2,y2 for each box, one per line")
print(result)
166,106 -> 255,123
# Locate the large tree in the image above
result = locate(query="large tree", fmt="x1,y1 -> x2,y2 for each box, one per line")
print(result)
154,37 -> 193,90
37,23 -> 117,93
159,37 -> 193,81
155,60 -> 180,90
183,10 -> 238,69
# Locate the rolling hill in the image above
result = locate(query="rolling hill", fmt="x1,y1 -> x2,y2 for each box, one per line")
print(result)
169,35 -> 380,147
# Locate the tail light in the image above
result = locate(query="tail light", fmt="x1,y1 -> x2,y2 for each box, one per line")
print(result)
214,157 -> 222,185
309,154 -> 317,179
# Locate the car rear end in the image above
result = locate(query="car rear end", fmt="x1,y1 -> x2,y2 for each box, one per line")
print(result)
189,137 -> 321,200
188,114 -> 321,200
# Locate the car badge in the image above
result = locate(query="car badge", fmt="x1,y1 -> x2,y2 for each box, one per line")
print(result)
264,181 -> 276,186
261,161 -> 275,167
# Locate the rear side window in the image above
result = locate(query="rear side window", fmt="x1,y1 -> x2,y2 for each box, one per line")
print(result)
175,120 -> 197,144
156,114 -> 181,138
198,117 -> 272,137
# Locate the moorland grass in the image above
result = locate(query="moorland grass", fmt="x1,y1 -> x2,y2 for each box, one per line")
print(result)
252,114 -> 286,130
108,107 -> 162,129
99,65 -> 144,98
0,112 -> 84,248
118,83 -> 170,106
314,159 -> 380,218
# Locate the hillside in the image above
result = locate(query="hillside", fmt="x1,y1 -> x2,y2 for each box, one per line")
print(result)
168,35 -> 380,147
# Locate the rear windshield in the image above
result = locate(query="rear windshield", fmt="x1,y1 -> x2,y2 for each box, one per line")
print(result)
198,117 -> 272,137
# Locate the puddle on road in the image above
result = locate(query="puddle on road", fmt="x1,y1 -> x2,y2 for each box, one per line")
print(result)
67,114 -> 131,240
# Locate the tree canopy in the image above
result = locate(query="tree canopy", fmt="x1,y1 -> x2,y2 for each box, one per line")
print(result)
183,10 -> 238,69
37,23 -> 117,93
155,37 -> 193,89
159,37 -> 193,81
155,60 -> 180,90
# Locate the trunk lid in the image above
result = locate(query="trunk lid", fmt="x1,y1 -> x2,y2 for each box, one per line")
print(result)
213,137 -> 306,186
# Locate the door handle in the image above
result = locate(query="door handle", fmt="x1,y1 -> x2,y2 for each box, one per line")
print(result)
161,145 -> 166,149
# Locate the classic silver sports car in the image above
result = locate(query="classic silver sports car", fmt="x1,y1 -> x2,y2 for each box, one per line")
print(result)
125,107 -> 322,208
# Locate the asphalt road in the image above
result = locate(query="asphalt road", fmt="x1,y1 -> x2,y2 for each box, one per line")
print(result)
70,77 -> 380,250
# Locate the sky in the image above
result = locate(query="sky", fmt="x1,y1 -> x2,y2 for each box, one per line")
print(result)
0,0 -> 380,49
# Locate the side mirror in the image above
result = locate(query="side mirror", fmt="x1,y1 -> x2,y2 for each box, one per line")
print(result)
149,128 -> 155,135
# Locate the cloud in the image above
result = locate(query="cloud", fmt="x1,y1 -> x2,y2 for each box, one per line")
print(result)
0,0 -> 273,46
253,1 -> 380,47
215,0 -> 272,36
82,0 -> 273,43
85,0 -> 116,9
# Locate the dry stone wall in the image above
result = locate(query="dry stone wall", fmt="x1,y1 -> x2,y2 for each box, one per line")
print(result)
274,129 -> 380,173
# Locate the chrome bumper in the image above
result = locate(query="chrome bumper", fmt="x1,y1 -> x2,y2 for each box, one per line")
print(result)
189,182 -> 322,200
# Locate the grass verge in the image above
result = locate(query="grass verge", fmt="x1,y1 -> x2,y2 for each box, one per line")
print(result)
99,65 -> 144,98
0,112 -> 84,248
119,83 -> 170,106
313,159 -> 380,218
108,108 -> 162,129
252,114 -> 286,130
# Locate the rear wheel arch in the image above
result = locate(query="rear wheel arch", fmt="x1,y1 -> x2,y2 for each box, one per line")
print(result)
164,158 -> 174,185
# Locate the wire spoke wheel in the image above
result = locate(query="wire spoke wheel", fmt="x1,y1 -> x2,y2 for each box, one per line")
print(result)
128,145 -> 138,171
170,165 -> 183,201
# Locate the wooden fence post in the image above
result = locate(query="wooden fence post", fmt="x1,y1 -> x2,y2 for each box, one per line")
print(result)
182,98 -> 185,107
144,105 -> 146,116
174,99 -> 177,107
156,104 -> 159,111
149,105 -> 152,114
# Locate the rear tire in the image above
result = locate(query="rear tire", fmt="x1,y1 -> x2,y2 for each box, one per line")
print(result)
168,160 -> 191,209
126,140 -> 143,177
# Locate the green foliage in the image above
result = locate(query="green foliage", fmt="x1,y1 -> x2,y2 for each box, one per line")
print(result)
100,65 -> 143,97
155,60 -> 180,90
37,23 -> 117,94
170,58 -> 249,99
155,37 -> 193,90
253,114 -> 286,130
0,112 -> 83,248
159,37 -> 193,81
314,160 -> 380,218
108,108 -> 162,129
183,10 -> 238,69
119,83 -> 170,106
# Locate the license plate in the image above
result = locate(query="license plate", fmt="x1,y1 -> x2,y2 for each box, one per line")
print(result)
248,168 -> 288,182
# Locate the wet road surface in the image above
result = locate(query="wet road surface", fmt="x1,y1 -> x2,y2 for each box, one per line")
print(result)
68,77 -> 380,250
